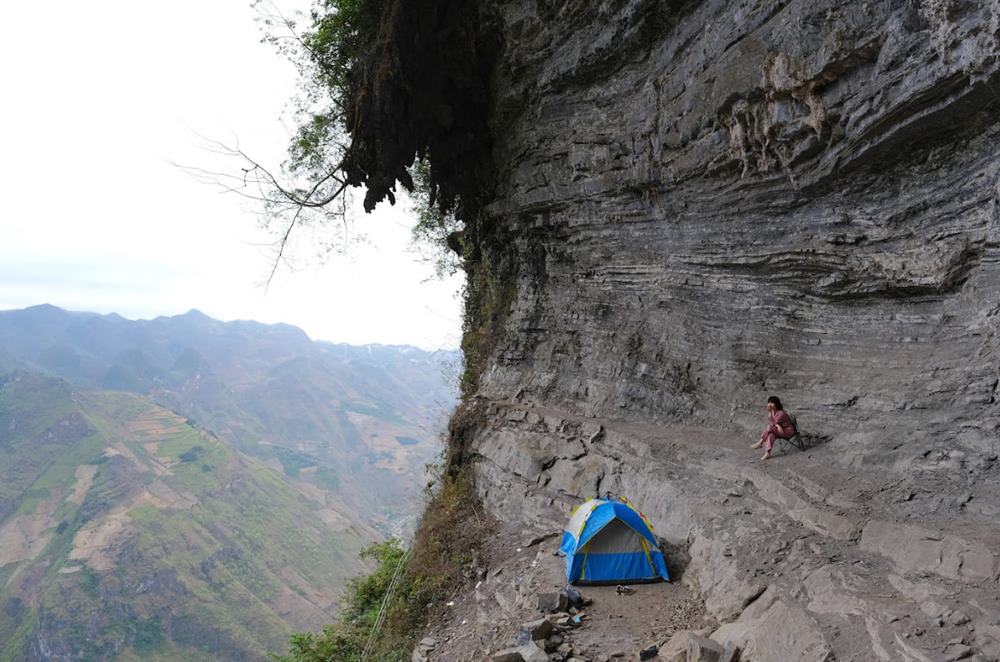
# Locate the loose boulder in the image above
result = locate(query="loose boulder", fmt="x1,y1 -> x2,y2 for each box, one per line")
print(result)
687,634 -> 729,662
517,617 -> 555,642
538,591 -> 570,613
639,643 -> 659,660
492,642 -> 550,662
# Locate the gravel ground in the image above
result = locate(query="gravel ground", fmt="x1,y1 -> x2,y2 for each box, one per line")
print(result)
418,525 -> 712,661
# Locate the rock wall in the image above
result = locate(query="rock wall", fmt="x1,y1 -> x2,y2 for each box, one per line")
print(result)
461,1 -> 1000,660
480,0 -> 1000,448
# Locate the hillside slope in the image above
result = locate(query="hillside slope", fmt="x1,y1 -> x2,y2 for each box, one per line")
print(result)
0,372 -> 375,661
0,305 -> 459,534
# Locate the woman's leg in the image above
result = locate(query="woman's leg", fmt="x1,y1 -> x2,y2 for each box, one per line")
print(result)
760,429 -> 777,459
751,423 -> 771,449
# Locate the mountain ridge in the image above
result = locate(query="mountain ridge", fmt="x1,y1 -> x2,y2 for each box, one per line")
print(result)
2,304 -> 458,353
0,303 -> 460,536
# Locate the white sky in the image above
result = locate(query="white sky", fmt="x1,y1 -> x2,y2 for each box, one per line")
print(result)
0,0 -> 463,350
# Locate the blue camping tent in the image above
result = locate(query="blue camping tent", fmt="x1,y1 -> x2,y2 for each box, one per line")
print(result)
559,497 -> 670,584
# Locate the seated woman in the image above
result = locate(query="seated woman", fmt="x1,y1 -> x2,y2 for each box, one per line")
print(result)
750,395 -> 796,460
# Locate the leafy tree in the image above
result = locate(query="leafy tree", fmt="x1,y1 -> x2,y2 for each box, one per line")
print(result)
177,1 -> 374,282
179,445 -> 204,462
188,1 -> 459,282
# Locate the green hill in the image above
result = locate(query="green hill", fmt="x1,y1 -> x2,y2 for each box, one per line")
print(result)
0,372 -> 376,661
0,305 -> 460,536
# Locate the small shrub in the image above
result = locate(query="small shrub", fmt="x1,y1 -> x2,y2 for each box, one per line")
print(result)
132,616 -> 165,653
276,471 -> 493,661
80,566 -> 100,598
179,446 -> 205,462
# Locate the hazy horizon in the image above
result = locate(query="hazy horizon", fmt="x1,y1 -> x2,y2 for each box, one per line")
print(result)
0,302 -> 462,352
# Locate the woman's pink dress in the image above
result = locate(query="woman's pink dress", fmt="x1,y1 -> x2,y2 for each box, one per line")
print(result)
761,409 -> 796,453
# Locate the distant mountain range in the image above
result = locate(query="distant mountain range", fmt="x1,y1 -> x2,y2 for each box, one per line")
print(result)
0,305 -> 461,534
0,305 -> 460,660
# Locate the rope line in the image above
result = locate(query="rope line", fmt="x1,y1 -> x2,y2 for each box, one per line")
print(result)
359,545 -> 411,661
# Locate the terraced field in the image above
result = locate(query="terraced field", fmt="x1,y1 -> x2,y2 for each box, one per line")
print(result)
0,372 -> 376,660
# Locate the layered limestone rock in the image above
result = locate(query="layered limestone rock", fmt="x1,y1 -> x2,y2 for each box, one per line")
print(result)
458,1 -> 1000,660
480,0 -> 1000,448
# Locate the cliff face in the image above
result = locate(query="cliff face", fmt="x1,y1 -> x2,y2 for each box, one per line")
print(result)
480,0 -> 1000,446
460,1 -> 1000,659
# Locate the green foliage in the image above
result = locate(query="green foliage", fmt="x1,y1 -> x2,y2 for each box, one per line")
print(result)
240,0 -> 388,254
313,466 -> 341,491
257,0 -> 466,273
0,373 -> 81,516
277,473 -> 492,662
292,0 -> 382,166
407,159 -> 464,278
303,0 -> 378,88
272,446 -> 318,477
178,445 -> 205,462
255,0 -> 382,179
132,616 -> 166,653
80,566 -> 101,598
275,539 -> 405,662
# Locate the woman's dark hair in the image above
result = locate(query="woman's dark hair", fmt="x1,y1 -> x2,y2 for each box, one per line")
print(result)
767,395 -> 783,410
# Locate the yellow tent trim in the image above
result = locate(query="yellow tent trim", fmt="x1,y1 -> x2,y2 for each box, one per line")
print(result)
640,538 -> 656,574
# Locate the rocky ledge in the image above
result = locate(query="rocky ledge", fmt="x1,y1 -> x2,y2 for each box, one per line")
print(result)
466,398 -> 997,660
